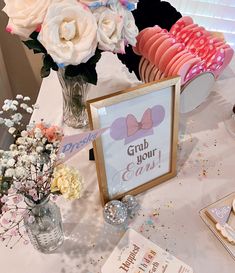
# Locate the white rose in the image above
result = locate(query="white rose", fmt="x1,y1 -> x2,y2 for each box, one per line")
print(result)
93,6 -> 124,53
2,0 -> 53,38
38,1 -> 98,66
111,4 -> 138,46
123,10 -> 138,46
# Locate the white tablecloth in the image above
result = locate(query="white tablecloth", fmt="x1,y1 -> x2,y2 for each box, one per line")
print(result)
1,53 -> 235,273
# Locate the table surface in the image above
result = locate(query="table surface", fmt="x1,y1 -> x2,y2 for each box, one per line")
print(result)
1,53 -> 235,273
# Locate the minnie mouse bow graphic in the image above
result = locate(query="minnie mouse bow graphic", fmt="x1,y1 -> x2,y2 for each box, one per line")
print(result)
110,105 -> 165,145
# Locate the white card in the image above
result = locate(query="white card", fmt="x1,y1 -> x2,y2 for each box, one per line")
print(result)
102,229 -> 193,273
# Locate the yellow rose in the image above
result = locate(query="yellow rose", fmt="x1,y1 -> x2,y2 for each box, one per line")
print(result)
51,164 -> 83,200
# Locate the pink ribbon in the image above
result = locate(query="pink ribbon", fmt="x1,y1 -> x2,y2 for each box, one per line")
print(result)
126,108 -> 153,137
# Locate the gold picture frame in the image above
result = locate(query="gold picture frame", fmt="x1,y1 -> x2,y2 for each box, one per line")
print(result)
87,77 -> 181,205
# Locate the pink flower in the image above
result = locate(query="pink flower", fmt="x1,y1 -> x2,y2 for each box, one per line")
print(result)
32,123 -> 63,142
34,122 -> 47,134
45,126 -> 63,142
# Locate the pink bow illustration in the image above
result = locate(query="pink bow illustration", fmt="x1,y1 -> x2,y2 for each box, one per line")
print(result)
126,108 -> 153,137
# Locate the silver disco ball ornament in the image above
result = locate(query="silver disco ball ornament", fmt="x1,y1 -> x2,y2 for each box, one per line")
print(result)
103,200 -> 128,226
121,195 -> 140,218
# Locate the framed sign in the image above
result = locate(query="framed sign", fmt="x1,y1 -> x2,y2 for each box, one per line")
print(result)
87,77 -> 181,205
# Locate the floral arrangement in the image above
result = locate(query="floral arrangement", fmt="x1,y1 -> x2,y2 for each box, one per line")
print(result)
2,0 -> 139,84
0,96 -> 83,247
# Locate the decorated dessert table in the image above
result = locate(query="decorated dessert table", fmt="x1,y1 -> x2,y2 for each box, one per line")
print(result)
0,52 -> 235,273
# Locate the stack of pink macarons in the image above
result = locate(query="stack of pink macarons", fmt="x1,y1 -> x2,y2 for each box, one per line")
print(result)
133,16 -> 234,85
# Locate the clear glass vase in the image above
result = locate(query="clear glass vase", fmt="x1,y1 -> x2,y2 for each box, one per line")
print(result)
57,68 -> 89,128
24,196 -> 64,253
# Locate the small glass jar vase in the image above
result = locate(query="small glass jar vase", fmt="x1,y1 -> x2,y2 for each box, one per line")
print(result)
24,196 -> 64,253
57,68 -> 89,129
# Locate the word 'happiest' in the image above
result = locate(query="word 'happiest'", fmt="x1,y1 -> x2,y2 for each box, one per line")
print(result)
119,244 -> 140,272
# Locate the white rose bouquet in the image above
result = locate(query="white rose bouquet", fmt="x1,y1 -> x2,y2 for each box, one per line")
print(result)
0,96 -> 83,247
2,0 -> 139,84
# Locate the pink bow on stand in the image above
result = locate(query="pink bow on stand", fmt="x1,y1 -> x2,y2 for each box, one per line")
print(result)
126,108 -> 153,137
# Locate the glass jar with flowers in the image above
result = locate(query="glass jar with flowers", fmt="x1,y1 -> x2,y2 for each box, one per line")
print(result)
2,0 -> 139,128
0,96 -> 83,252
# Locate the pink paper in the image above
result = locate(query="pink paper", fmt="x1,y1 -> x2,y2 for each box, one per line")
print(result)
58,128 -> 108,162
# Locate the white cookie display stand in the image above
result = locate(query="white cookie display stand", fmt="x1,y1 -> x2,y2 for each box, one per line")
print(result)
180,72 -> 215,113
